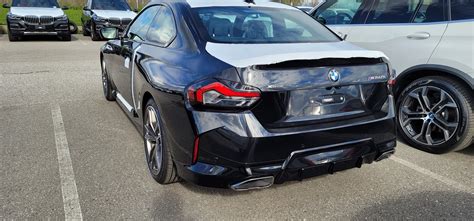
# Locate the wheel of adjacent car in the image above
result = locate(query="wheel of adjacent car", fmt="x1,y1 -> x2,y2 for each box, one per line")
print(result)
82,20 -> 90,36
143,99 -> 179,184
7,24 -> 19,42
101,59 -> 115,101
90,22 -> 101,41
69,21 -> 78,34
397,76 -> 474,154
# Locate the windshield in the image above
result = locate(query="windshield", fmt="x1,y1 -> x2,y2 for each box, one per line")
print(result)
92,0 -> 131,11
12,0 -> 59,8
193,7 -> 339,44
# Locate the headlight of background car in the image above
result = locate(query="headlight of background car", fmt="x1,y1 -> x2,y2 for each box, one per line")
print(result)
7,13 -> 22,20
55,15 -> 68,21
92,14 -> 106,22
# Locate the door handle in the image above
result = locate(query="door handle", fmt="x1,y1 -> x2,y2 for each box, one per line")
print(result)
407,32 -> 430,40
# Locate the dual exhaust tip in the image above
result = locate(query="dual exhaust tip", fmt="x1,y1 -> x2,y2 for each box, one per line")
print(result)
230,176 -> 275,191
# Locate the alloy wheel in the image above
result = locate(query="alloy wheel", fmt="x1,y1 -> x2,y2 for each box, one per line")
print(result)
399,86 -> 460,146
144,106 -> 163,175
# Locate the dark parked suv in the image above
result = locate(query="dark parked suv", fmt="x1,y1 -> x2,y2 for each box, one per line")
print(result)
81,0 -> 137,41
99,0 -> 397,190
3,0 -> 71,41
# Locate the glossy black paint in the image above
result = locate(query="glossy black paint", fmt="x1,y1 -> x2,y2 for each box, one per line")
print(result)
101,0 -> 397,189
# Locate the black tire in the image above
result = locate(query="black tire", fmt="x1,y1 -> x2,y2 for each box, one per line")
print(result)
397,76 -> 474,154
69,21 -> 78,34
143,99 -> 179,184
82,20 -> 90,36
90,22 -> 101,41
101,59 -> 115,101
7,24 -> 20,41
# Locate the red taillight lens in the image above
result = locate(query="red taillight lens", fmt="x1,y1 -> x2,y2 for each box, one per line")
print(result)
187,81 -> 261,108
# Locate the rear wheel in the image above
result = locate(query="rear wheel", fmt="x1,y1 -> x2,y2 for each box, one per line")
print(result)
397,76 -> 473,153
143,99 -> 179,184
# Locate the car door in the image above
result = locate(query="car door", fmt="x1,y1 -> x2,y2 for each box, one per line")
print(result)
110,5 -> 161,113
345,0 -> 449,74
430,0 -> 474,77
312,0 -> 374,39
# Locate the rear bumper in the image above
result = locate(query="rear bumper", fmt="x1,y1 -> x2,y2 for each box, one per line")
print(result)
8,18 -> 69,36
177,111 -> 397,189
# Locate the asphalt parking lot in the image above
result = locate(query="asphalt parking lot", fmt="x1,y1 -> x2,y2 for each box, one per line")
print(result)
1,35 -> 473,220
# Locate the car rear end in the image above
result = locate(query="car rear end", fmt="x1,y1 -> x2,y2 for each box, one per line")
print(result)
178,1 -> 397,190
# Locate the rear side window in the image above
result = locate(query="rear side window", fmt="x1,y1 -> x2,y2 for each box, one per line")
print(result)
147,6 -> 177,45
451,0 -> 474,20
127,6 -> 160,41
314,0 -> 365,25
193,7 -> 340,44
413,0 -> 447,23
366,0 -> 422,24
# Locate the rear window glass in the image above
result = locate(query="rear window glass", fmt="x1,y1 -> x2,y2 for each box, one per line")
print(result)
192,7 -> 340,44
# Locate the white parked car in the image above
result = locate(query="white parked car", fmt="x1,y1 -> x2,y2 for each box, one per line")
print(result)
312,0 -> 474,154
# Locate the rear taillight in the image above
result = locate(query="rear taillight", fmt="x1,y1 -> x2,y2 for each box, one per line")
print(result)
187,80 -> 261,108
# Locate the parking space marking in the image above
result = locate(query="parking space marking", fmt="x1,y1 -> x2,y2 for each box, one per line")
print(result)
391,156 -> 474,194
51,103 -> 83,221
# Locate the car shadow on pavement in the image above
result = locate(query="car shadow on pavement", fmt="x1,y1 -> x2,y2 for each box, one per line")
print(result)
151,188 -> 196,221
352,191 -> 474,220
459,144 -> 474,156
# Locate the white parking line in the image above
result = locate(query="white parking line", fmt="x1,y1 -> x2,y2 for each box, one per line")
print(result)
391,156 -> 474,194
51,103 -> 83,221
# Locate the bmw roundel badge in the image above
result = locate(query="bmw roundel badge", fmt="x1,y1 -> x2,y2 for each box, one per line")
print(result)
328,69 -> 341,82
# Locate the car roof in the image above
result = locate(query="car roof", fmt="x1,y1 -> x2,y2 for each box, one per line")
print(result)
148,0 -> 298,10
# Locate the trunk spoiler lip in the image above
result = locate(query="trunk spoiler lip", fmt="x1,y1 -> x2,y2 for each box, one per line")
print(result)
206,41 -> 390,68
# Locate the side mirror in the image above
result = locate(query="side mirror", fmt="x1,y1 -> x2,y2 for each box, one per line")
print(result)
316,16 -> 327,25
62,6 -> 69,10
3,3 -> 10,8
100,27 -> 119,40
83,6 -> 90,11
133,8 -> 139,13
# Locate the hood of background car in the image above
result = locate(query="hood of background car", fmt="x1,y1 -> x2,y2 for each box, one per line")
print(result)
205,41 -> 389,68
10,7 -> 64,17
92,10 -> 136,19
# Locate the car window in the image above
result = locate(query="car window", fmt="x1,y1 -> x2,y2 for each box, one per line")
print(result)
193,7 -> 340,44
12,0 -> 59,8
92,0 -> 131,11
451,0 -> 474,20
147,6 -> 176,45
366,0 -> 422,24
315,0 -> 364,25
127,6 -> 160,41
413,0 -> 446,23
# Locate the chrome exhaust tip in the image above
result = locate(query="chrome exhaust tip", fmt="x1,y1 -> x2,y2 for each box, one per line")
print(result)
230,176 -> 274,191
376,149 -> 395,161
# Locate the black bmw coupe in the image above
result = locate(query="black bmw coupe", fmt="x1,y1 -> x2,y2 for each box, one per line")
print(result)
99,0 -> 397,190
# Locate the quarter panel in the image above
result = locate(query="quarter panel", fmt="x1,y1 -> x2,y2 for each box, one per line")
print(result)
429,20 -> 474,78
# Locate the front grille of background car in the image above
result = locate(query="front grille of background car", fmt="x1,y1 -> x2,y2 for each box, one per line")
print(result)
23,16 -> 55,25
108,18 -> 132,27
40,16 -> 54,25
108,17 -> 121,26
24,16 -> 40,25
